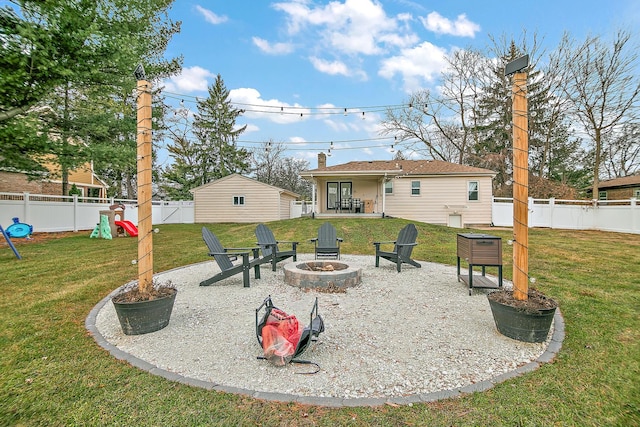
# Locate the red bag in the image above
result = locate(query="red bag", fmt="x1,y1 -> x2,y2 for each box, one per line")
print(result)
261,308 -> 302,366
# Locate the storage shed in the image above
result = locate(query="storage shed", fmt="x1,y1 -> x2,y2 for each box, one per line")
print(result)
190,174 -> 299,223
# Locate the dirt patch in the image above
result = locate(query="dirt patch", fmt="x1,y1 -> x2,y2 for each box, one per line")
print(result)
488,288 -> 558,312
112,285 -> 177,303
1,231 -> 83,246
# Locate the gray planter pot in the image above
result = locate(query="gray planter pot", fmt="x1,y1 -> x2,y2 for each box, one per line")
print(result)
113,289 -> 177,335
488,296 -> 556,343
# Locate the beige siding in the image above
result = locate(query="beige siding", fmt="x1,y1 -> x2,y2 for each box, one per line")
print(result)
193,175 -> 297,223
312,177 -> 382,213
384,176 -> 493,226
279,193 -> 297,219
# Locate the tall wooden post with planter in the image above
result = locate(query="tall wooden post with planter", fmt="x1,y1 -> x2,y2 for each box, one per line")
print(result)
112,65 -> 177,335
487,55 -> 558,343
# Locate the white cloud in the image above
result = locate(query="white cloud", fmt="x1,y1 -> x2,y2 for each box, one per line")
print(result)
420,12 -> 480,37
163,66 -> 215,93
273,0 -> 416,56
229,87 -> 311,124
252,37 -> 295,55
243,123 -> 260,133
378,41 -> 449,92
195,5 -> 228,24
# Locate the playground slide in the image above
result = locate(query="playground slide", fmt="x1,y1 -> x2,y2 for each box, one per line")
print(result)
114,220 -> 138,237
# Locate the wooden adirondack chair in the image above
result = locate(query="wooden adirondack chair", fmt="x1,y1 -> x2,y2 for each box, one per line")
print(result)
200,227 -> 263,287
255,224 -> 298,271
310,222 -> 343,259
373,223 -> 421,272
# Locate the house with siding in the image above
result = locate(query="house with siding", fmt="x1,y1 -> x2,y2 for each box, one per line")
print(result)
190,174 -> 299,223
300,154 -> 496,228
0,159 -> 108,198
587,175 -> 640,200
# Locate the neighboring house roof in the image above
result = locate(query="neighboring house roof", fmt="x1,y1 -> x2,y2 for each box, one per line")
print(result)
596,175 -> 640,189
301,160 -> 496,177
190,173 -> 300,198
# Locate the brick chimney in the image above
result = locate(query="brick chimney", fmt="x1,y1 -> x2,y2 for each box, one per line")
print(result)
318,152 -> 327,169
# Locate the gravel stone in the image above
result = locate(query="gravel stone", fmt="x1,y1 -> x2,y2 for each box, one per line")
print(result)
93,254 -> 553,401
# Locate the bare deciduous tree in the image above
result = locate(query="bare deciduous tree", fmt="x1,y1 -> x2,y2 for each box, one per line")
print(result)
555,30 -> 640,197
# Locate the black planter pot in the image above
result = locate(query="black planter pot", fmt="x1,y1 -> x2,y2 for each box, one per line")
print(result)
113,289 -> 177,335
488,296 -> 556,343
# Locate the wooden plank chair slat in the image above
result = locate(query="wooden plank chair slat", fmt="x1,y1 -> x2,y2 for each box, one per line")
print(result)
200,227 -> 262,287
311,222 -> 342,260
373,223 -> 421,272
255,224 -> 298,271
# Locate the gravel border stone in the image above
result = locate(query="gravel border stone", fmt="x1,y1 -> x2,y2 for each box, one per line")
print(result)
86,254 -> 564,407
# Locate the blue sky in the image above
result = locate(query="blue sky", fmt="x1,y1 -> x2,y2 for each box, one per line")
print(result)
159,0 -> 639,169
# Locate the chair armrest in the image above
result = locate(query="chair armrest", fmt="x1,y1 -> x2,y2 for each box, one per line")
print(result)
276,240 -> 299,244
395,242 -> 418,247
373,240 -> 396,245
309,238 -> 318,242
337,238 -> 343,242
209,250 -> 251,256
225,246 -> 260,251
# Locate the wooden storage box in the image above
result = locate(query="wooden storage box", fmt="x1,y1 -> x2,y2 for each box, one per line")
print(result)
456,233 -> 503,295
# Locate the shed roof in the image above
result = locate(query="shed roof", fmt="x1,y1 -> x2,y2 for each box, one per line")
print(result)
190,173 -> 299,198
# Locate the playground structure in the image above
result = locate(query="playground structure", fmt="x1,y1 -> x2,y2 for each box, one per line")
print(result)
90,204 -> 138,239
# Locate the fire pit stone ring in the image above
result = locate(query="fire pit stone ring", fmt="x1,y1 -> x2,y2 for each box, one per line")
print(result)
283,260 -> 362,290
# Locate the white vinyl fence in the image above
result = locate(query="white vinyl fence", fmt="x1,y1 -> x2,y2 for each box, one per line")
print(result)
0,192 -> 194,233
492,197 -> 639,234
2,192 -> 638,234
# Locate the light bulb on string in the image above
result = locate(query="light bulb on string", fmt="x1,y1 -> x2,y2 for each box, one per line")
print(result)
343,108 -> 348,116
390,144 -> 395,153
362,111 -> 365,120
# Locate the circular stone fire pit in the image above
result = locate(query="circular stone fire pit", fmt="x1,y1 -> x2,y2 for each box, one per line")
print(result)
283,260 -> 362,290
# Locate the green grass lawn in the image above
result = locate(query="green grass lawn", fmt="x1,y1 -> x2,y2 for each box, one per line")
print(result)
1,218 -> 638,426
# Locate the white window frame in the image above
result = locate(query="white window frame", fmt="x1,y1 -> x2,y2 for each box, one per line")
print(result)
633,188 -> 640,199
233,195 -> 245,206
411,180 -> 421,196
385,181 -> 393,195
467,181 -> 479,201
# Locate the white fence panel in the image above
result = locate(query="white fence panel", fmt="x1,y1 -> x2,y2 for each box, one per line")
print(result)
0,192 -> 194,233
2,192 -> 637,234
490,197 -> 638,234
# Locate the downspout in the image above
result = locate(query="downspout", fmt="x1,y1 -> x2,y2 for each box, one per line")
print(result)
382,173 -> 387,217
311,175 -> 316,217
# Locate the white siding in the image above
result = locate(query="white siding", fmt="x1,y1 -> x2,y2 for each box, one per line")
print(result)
193,175 -> 295,223
384,176 -> 493,226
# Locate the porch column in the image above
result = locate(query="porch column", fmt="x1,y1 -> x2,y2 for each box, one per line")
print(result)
382,175 -> 387,215
311,177 -> 316,215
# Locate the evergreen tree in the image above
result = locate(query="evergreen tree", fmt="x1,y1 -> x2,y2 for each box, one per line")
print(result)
161,75 -> 251,197
192,74 -> 250,185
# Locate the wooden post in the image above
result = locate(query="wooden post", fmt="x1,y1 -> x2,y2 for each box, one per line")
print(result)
512,72 -> 529,301
136,80 -> 153,294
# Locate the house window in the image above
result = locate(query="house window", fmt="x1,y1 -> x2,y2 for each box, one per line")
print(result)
468,181 -> 479,201
411,181 -> 420,195
233,195 -> 245,206
385,181 -> 393,194
598,191 -> 607,200
633,189 -> 640,199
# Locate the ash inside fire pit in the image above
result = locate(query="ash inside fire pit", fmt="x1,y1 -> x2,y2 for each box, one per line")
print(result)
299,261 -> 347,272
283,260 -> 361,291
